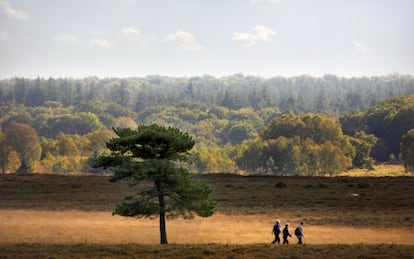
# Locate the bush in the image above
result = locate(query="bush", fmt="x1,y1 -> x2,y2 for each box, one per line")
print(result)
274,182 -> 287,188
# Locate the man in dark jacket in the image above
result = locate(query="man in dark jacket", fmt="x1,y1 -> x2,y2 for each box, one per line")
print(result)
282,223 -> 291,245
271,219 -> 281,244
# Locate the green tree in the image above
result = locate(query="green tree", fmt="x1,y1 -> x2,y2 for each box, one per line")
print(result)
193,143 -> 236,173
401,128 -> 414,172
56,133 -> 78,156
235,138 -> 268,174
301,139 -> 321,175
319,141 -> 351,175
45,112 -> 105,137
349,131 -> 377,169
302,113 -> 342,144
221,120 -> 256,145
4,122 -> 42,173
94,124 -> 215,244
340,110 -> 366,136
261,113 -> 306,140
252,113 -> 358,175
364,96 -> 414,162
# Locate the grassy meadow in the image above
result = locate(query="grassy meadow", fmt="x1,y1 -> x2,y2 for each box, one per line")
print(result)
0,165 -> 413,258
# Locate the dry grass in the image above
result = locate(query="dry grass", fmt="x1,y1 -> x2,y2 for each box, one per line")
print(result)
0,210 -> 413,245
339,164 -> 412,177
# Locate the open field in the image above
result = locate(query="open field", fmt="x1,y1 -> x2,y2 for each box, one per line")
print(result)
1,171 -> 412,227
0,171 -> 413,258
0,209 -> 413,245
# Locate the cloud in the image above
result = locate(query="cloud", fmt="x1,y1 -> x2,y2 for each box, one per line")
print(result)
90,38 -> 111,48
250,0 -> 284,4
0,1 -> 31,21
165,30 -> 204,51
51,33 -> 79,44
232,32 -> 257,47
121,26 -> 142,36
0,31 -> 8,42
232,25 -> 275,47
353,40 -> 367,53
121,26 -> 155,46
253,25 -> 275,41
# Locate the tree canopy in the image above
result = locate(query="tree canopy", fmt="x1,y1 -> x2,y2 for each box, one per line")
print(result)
0,75 -> 413,175
4,122 -> 42,173
237,113 -> 366,175
94,124 -> 215,244
341,95 -> 414,162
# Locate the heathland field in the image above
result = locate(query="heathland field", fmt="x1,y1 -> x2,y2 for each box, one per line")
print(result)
0,168 -> 413,258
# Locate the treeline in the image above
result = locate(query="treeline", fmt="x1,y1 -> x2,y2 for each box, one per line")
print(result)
0,75 -> 413,174
1,74 -> 414,113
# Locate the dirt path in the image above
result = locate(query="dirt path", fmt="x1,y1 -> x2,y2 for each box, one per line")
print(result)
0,209 -> 412,245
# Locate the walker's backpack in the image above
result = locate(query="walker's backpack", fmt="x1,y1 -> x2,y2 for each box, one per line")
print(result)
294,227 -> 300,236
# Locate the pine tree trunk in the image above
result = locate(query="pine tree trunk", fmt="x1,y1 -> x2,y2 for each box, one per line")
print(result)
156,178 -> 168,244
159,210 -> 168,244
158,195 -> 168,244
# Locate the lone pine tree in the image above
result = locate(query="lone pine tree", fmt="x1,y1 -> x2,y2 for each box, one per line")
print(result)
94,124 -> 215,244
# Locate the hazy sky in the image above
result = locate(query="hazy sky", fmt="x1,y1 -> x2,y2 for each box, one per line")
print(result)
0,0 -> 413,78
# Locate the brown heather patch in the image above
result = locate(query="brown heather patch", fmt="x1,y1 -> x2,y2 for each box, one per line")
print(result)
0,173 -> 413,228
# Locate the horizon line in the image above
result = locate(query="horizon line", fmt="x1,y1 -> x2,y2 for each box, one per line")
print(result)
1,72 -> 413,80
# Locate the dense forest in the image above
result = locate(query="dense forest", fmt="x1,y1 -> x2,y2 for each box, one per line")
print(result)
0,74 -> 413,175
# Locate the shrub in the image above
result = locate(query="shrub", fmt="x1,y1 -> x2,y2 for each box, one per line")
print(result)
274,182 -> 287,188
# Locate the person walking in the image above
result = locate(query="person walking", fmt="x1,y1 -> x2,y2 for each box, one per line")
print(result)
282,223 -> 291,245
295,222 -> 304,244
271,219 -> 281,244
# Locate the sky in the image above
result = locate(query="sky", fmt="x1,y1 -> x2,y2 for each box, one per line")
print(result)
0,0 -> 413,79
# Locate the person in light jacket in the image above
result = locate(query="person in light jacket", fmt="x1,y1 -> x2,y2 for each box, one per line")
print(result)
295,222 -> 304,244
